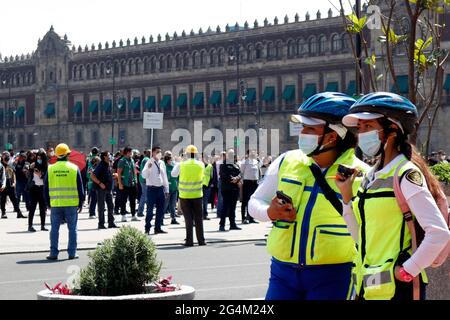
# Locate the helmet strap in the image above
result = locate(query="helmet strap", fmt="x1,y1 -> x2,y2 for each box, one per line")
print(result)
308,123 -> 337,156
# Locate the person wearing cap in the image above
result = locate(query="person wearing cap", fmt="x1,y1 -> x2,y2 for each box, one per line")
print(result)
437,150 -> 448,164
44,143 -> 85,260
248,92 -> 369,300
171,145 -> 206,246
142,146 -> 169,234
335,92 -> 450,300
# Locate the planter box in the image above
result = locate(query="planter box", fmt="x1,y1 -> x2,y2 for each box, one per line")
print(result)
37,285 -> 195,300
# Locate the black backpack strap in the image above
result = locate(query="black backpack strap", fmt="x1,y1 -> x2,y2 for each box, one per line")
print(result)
309,164 -> 343,215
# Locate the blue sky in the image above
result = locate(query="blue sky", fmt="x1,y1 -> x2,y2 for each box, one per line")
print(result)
0,0 -> 354,57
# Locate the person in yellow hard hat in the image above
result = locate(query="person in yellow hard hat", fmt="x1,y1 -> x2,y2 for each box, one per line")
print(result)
171,145 -> 206,246
44,143 -> 85,260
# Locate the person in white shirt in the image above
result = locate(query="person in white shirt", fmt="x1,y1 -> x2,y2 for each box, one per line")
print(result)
335,92 -> 450,300
240,150 -> 260,224
141,146 -> 169,235
27,151 -> 48,232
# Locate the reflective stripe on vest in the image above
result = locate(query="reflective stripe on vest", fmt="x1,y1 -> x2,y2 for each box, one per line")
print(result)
353,156 -> 428,300
179,159 -> 204,199
203,164 -> 213,187
267,149 -> 369,267
48,161 -> 79,207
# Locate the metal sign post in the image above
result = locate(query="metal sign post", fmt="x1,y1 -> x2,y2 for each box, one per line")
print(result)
143,112 -> 164,150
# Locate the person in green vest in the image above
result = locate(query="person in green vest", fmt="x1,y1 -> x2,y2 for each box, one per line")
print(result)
248,92 -> 370,300
202,155 -> 213,220
171,145 -> 206,246
164,151 -> 179,225
44,143 -> 85,260
335,92 -> 450,300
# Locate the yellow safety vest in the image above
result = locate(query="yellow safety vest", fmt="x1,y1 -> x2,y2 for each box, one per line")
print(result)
48,160 -> 79,207
203,163 -> 213,187
179,159 -> 204,199
267,149 -> 369,267
352,156 -> 428,300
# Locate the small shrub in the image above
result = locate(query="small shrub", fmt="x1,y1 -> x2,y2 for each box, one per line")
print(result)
430,163 -> 450,184
73,226 -> 162,296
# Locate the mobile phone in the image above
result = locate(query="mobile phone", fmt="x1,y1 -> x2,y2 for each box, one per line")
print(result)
337,164 -> 355,179
276,190 -> 292,205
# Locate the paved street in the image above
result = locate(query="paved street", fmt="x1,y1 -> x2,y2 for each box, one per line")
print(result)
0,240 -> 270,300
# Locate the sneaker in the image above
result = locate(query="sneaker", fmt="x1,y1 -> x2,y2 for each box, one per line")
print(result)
131,216 -> 140,222
89,215 -> 96,219
121,216 -> 127,222
28,226 -> 36,232
203,216 -> 210,221
171,219 -> 179,225
242,219 -> 249,224
98,225 -> 107,230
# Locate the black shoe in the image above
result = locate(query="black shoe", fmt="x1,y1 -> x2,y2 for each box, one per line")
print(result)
17,213 -> 26,219
41,227 -> 48,231
242,219 -> 249,224
46,255 -> 58,261
171,219 -> 179,225
28,226 -> 36,232
145,229 -> 150,235
183,242 -> 194,247
137,213 -> 145,217
108,224 -> 119,228
219,226 -> 226,232
1,214 -> 6,219
249,219 -> 259,224
203,216 -> 210,220
98,225 -> 107,230
230,225 -> 242,230
154,229 -> 167,234
198,242 -> 207,246
68,255 -> 79,260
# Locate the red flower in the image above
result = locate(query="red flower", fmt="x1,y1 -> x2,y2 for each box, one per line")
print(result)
44,282 -> 72,295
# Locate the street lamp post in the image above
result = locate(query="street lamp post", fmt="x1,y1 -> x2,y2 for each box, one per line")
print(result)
2,76 -> 12,148
355,0 -> 362,95
229,41 -> 242,154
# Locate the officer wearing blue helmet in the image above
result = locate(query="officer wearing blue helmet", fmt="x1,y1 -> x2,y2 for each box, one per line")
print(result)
335,92 -> 450,300
249,92 -> 370,300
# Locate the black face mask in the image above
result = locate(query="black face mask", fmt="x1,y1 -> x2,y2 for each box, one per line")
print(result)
3,157 -> 10,162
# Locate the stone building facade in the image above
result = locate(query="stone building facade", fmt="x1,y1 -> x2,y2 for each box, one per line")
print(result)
0,8 -> 448,155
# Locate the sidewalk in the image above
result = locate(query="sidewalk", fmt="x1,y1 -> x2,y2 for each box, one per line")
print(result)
0,202 -> 271,254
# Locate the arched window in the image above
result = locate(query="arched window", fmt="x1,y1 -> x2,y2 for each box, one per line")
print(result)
150,57 -> 156,73
143,58 -> 149,73
275,41 -> 283,59
192,51 -> 198,68
308,37 -> 317,54
287,40 -> 296,57
120,60 -> 126,74
159,56 -> 165,72
114,61 -> 120,74
73,66 -> 77,79
93,64 -> 97,78
79,65 -> 84,79
135,59 -> 140,74
128,60 -> 133,74
209,50 -> 215,66
246,45 -> 253,62
331,34 -> 341,51
166,55 -> 172,71
266,42 -> 275,58
255,44 -> 263,60
86,65 -> 91,79
200,51 -> 206,67
175,54 -> 181,69
49,72 -> 53,82
318,36 -> 327,53
217,48 -> 224,65
183,53 -> 189,69
100,63 -> 105,77
342,33 -> 351,50
297,39 -> 306,55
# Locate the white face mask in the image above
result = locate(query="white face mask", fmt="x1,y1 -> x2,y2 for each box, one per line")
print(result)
298,133 -> 321,155
155,153 -> 162,161
358,130 -> 382,157
50,151 -> 55,157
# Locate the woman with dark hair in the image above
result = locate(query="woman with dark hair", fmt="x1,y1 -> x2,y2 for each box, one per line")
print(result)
336,92 -> 450,300
27,150 -> 48,231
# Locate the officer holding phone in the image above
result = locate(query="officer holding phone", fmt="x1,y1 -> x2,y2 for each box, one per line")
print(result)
248,92 -> 369,300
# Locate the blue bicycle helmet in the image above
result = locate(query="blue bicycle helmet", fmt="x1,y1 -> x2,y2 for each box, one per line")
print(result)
344,92 -> 418,134
291,92 -> 357,124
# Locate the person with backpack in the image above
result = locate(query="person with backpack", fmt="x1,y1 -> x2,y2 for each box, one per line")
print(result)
335,92 -> 450,300
248,92 -> 370,300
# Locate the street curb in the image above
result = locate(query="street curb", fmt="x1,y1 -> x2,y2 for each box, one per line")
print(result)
0,238 -> 267,256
